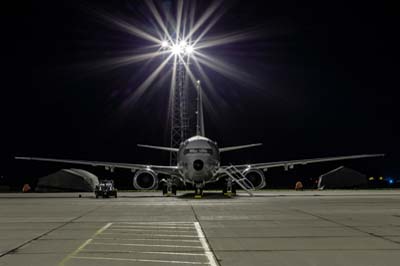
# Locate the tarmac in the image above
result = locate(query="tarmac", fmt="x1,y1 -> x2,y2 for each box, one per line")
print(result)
0,190 -> 399,266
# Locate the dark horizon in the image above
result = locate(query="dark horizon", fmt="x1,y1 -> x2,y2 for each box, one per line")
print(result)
1,0 -> 398,189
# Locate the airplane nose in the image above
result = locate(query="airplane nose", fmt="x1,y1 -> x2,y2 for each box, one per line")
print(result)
193,160 -> 204,171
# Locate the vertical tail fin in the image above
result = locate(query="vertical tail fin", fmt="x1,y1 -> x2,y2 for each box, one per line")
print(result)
196,80 -> 205,137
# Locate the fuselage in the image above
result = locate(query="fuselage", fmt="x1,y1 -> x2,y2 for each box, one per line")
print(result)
177,135 -> 220,184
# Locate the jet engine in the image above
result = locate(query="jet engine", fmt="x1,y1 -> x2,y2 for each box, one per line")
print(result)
242,169 -> 266,189
133,169 -> 158,190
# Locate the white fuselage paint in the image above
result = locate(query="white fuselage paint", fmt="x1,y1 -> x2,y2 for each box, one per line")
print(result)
177,136 -> 220,185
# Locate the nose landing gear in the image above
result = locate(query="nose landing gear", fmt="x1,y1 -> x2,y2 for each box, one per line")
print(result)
194,184 -> 204,199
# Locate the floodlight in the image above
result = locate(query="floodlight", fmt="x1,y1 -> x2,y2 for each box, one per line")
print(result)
185,45 -> 194,54
180,40 -> 187,47
161,41 -> 169,48
171,44 -> 182,55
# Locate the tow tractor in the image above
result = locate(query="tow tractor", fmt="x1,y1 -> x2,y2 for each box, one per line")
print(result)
95,180 -> 117,198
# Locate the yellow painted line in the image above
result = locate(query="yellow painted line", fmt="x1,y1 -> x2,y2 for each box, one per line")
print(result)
72,256 -> 209,265
58,222 -> 112,266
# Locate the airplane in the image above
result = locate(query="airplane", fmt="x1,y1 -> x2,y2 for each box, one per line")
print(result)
16,80 -> 384,197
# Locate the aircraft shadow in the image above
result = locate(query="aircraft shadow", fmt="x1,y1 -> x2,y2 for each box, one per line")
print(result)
178,191 -> 235,199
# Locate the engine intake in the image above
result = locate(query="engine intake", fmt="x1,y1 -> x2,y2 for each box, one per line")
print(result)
242,169 -> 266,190
133,169 -> 158,190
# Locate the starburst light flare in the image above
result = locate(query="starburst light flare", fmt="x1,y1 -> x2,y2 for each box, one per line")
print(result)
90,0 -> 264,111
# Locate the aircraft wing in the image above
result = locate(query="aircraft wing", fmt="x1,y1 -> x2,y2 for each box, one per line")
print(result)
15,156 -> 179,176
225,154 -> 385,171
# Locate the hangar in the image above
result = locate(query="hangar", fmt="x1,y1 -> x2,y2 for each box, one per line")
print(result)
35,168 -> 99,192
318,166 -> 367,189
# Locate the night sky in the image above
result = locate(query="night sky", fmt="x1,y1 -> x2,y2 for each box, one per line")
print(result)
1,0 -> 398,189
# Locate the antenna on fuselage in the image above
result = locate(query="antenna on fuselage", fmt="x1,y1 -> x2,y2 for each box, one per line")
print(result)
196,80 -> 205,137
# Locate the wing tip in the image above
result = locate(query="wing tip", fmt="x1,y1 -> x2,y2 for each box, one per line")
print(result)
15,156 -> 30,160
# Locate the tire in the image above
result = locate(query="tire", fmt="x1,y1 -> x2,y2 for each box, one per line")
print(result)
195,187 -> 203,196
232,185 -> 237,194
222,185 -> 227,195
162,184 -> 168,195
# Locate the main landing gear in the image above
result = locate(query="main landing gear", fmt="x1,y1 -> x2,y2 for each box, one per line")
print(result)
162,179 -> 177,196
223,178 -> 236,197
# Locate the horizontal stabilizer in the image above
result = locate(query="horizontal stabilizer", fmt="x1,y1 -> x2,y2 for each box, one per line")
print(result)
219,143 -> 262,152
137,144 -> 179,153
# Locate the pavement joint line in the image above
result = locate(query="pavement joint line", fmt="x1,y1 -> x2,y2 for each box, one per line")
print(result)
294,209 -> 400,246
71,256 -> 210,265
206,248 -> 400,252
190,205 -> 220,266
90,242 -> 204,249
198,235 -> 385,239
14,247 -> 400,255
0,205 -> 100,258
58,222 -> 112,266
194,222 -> 219,266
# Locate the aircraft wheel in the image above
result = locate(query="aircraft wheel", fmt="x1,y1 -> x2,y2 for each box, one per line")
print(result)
194,187 -> 203,198
231,184 -> 237,195
222,185 -> 227,195
162,184 -> 168,195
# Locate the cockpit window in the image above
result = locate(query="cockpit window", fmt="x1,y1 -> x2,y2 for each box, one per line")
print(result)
184,148 -> 213,155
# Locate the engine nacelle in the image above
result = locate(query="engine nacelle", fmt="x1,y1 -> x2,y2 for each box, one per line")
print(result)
242,168 -> 266,190
133,169 -> 158,190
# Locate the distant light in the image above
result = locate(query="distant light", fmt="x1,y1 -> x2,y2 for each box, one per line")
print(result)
388,179 -> 394,184
368,177 -> 374,181
379,176 -> 384,180
161,41 -> 169,48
